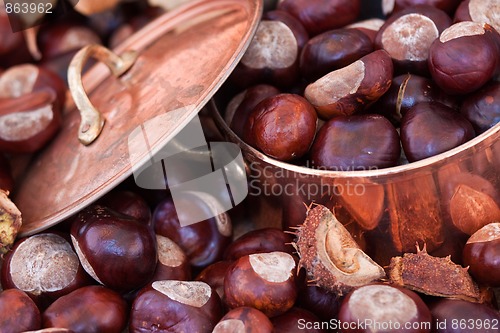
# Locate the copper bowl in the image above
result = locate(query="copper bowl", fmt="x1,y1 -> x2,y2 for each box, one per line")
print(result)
209,98 -> 500,265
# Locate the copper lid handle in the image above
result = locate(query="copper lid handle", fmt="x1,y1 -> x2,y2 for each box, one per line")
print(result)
68,45 -> 138,145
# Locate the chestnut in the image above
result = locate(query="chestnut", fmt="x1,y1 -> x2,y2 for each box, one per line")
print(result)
430,298 -> 500,333
304,50 -> 393,119
460,81 -> 500,134
310,114 -> 401,171
296,284 -> 341,321
73,0 -> 121,16
243,93 -> 317,161
0,9 -> 23,56
272,307 -> 325,333
428,21 -> 500,95
374,73 -> 458,126
382,0 -> 462,16
0,89 -> 62,153
43,285 -> 128,333
463,223 -> 500,287
226,84 -> 280,138
375,5 -> 452,75
346,18 -> 385,43
213,307 -> 273,333
0,289 -> 41,333
129,280 -> 222,333
224,251 -> 298,317
70,205 -> 157,292
98,190 -> 151,225
152,195 -> 232,269
24,329 -> 73,333
0,154 -> 13,192
299,28 -> 373,82
223,227 -> 294,261
338,284 -> 432,333
277,0 -> 360,36
151,234 -> 191,282
401,102 -> 475,162
1,232 -> 91,309
195,261 -> 232,300
230,14 -> 307,88
0,189 -> 21,254
454,0 -> 500,34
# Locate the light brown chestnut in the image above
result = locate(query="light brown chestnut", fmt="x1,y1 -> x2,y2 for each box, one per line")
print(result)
213,307 -> 273,333
304,50 -> 393,119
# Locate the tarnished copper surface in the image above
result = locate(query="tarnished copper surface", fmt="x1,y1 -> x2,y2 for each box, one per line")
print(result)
15,0 -> 262,236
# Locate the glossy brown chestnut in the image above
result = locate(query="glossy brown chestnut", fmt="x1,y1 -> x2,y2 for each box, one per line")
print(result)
130,280 -> 222,333
0,89 -> 62,153
152,195 -> 232,269
230,15 -> 306,88
296,284 -> 341,321
213,307 -> 274,333
224,251 -> 298,317
454,0 -> 500,34
460,81 -> 500,134
382,0 -> 462,16
195,261 -> 232,300
304,50 -> 393,119
272,307 -> 325,333
277,0 -> 361,36
346,18 -> 385,43
430,298 -> 500,333
0,154 -> 13,192
223,227 -> 294,261
243,93 -> 317,161
373,73 -> 458,126
0,289 -> 41,333
463,223 -> 500,287
98,190 -> 151,225
225,84 -> 280,138
1,232 -> 91,309
300,28 -> 373,82
428,21 -> 500,95
43,285 -> 128,333
70,205 -> 157,292
400,102 -> 475,162
338,284 -> 432,333
310,114 -> 401,171
151,234 -> 191,282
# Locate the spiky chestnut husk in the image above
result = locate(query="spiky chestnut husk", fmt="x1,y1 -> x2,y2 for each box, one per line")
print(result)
0,190 -> 22,254
293,204 -> 385,296
388,244 -> 484,303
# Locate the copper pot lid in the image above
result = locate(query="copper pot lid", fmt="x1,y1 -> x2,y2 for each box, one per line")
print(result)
14,0 -> 262,236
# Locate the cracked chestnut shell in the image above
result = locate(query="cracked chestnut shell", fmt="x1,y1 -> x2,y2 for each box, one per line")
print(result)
70,205 -> 157,292
244,93 -> 317,161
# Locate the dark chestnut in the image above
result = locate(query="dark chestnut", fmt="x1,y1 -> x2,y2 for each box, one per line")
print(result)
98,190 -> 151,225
460,81 -> 500,134
338,283 -> 432,333
0,9 -> 23,56
296,284 -> 341,321
243,93 -> 317,161
300,28 -> 373,82
152,195 -> 232,269
151,234 -> 191,282
1,232 -> 91,309
224,251 -> 298,317
310,114 -> 401,171
428,21 -> 499,95
346,18 -> 385,43
304,50 -> 393,119
375,5 -> 452,75
0,154 -> 13,192
454,0 -> 500,34
277,0 -> 361,36
0,289 -> 41,333
130,280 -> 222,333
383,0 -> 462,16
430,298 -> 500,333
272,307 -> 326,333
223,227 -> 294,261
195,261 -> 232,300
70,205 -> 157,292
226,84 -> 280,138
43,285 -> 128,333
213,307 -> 273,333
400,102 -> 475,162
463,223 -> 500,287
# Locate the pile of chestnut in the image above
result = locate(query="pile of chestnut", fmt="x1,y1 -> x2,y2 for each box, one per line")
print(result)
224,0 -> 500,171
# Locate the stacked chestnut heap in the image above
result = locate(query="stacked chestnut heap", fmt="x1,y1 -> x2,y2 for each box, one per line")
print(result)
224,0 -> 500,170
